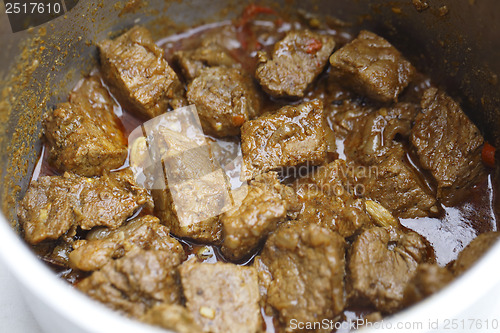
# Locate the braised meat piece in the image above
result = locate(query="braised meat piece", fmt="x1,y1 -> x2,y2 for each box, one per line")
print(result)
348,227 -> 429,313
44,76 -> 127,176
152,170 -> 229,244
241,99 -> 329,180
143,125 -> 230,244
98,26 -> 185,119
330,100 -> 436,218
18,169 -> 152,244
142,304 -> 203,333
186,66 -> 261,137
256,30 -> 335,98
403,263 -> 453,306
77,248 -> 183,318
344,103 -> 419,164
329,30 -> 415,103
69,216 -> 185,271
294,160 -> 372,237
258,220 -> 346,330
180,260 -> 261,333
220,172 -> 300,261
452,232 -> 500,275
411,88 -> 484,205
353,146 -> 437,218
173,42 -> 238,81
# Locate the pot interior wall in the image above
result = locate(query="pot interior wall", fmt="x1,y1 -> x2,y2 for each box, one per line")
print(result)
1,0 -> 499,227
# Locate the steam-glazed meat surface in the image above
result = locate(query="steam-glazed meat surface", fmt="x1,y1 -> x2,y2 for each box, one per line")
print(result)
18,169 -> 152,244
43,76 -> 127,177
180,260 -> 261,333
220,172 -> 300,261
256,30 -> 335,98
411,88 -> 484,204
69,215 -> 185,271
186,66 -> 261,137
348,227 -> 429,313
99,26 -> 184,119
241,99 -> 329,180
77,248 -> 183,318
258,220 -> 346,331
20,11 -> 499,333
329,30 -> 414,103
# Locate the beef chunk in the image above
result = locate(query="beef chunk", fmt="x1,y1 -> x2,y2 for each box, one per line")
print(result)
142,304 -> 203,333
77,248 -> 182,318
353,146 -> 437,218
173,42 -> 238,81
329,30 -> 415,103
69,215 -> 185,271
180,260 -> 261,333
140,119 -> 230,244
44,76 -> 127,176
403,263 -> 453,306
220,172 -> 300,261
98,26 -> 184,119
294,160 -> 372,237
152,170 -> 229,244
344,103 -> 419,164
331,100 -> 436,218
258,220 -> 345,330
241,99 -> 328,180
256,30 -> 335,98
18,169 -> 152,244
452,232 -> 500,275
186,66 -> 261,137
348,227 -> 428,313
411,88 -> 484,205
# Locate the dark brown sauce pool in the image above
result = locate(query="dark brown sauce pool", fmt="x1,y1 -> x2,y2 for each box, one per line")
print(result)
29,16 -> 498,333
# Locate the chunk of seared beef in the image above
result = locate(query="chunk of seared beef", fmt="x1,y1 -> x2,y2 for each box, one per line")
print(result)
403,263 -> 453,306
411,88 -> 484,205
344,103 -> 419,164
143,126 -> 229,244
173,42 -> 238,81
142,304 -> 203,333
186,66 -> 261,137
241,100 -> 328,180
44,76 -> 127,176
77,248 -> 182,318
152,171 -> 229,244
258,221 -> 345,331
18,169 -> 152,244
180,260 -> 261,333
98,26 -> 185,119
256,30 -> 335,98
452,232 -> 500,275
294,160 -> 372,237
329,99 -> 436,218
69,215 -> 185,271
353,146 -> 437,218
348,227 -> 429,313
220,172 -> 300,261
329,30 -> 415,103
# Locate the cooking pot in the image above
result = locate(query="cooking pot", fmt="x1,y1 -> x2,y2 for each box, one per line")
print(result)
1,1 -> 499,332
